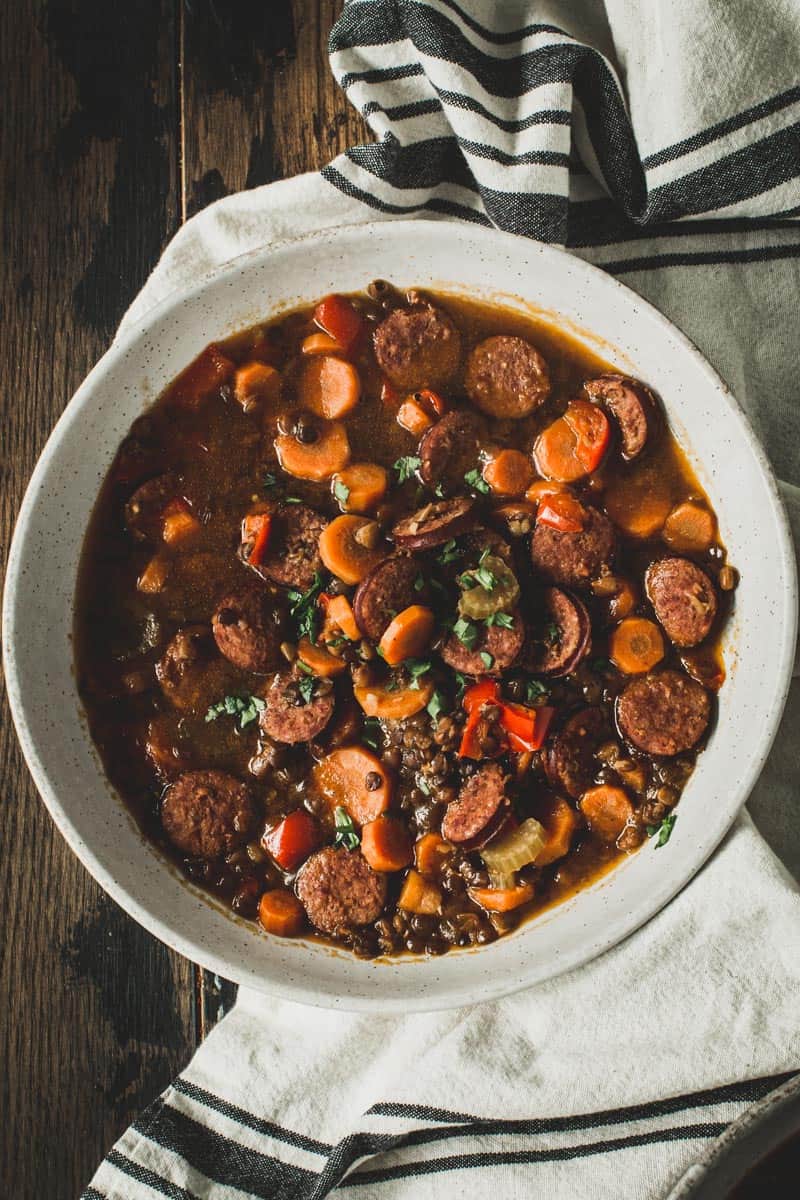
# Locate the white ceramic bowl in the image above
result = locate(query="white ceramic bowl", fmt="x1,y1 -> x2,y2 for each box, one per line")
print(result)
4,221 -> 796,1011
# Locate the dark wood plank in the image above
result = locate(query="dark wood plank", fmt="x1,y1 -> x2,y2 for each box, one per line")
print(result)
0,3 -> 195,1196
179,0 -> 369,1035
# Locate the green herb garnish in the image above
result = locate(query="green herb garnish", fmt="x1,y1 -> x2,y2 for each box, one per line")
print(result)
362,717 -> 381,752
205,693 -> 266,731
434,483 -> 446,499
405,659 -> 433,689
427,688 -> 448,723
414,575 -> 426,593
453,671 -> 467,698
417,775 -> 431,796
485,612 -> 514,629
479,651 -> 495,670
545,621 -> 561,647
262,470 -> 278,490
464,467 -> 490,495
452,616 -> 480,650
297,674 -> 316,704
440,538 -> 463,565
647,813 -> 677,848
333,806 -> 360,851
333,479 -> 350,505
284,496 -> 302,504
393,454 -> 422,484
287,571 -> 325,643
525,678 -> 548,704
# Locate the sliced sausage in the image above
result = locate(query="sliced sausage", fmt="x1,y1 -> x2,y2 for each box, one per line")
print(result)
545,707 -> 607,799
584,374 -> 657,461
392,497 -> 476,550
157,625 -> 235,710
526,588 -> 592,677
464,335 -> 550,419
616,670 -> 711,756
418,409 -> 486,492
645,557 -> 717,648
260,671 -> 335,744
530,505 -> 616,589
125,473 -> 182,542
161,769 -> 257,859
440,610 -> 525,676
241,501 -> 327,592
296,846 -> 387,933
372,301 -> 461,392
441,763 -> 508,844
353,553 -> 424,641
212,587 -> 287,674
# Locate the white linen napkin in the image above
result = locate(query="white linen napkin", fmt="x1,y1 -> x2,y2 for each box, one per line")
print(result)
86,3 -> 800,1197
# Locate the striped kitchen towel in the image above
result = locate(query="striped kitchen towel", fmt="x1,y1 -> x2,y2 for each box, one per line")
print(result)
87,1 -> 800,1197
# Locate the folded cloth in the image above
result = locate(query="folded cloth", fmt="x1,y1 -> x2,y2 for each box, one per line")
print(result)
86,2 -> 800,1197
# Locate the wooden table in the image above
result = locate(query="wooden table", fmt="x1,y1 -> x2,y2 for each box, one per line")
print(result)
0,3 -> 365,1193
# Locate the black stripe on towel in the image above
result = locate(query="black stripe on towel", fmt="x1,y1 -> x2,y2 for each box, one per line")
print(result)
601,242 -> 800,275
339,62 -> 425,89
105,1150 -> 196,1200
643,84 -> 800,168
321,162 -> 492,225
171,1077 -> 329,1154
81,1189 -> 107,1200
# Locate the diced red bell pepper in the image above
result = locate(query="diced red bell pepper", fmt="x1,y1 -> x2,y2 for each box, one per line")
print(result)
563,398 -> 610,473
500,703 -> 555,753
381,378 -> 400,406
414,388 -> 448,417
462,679 -> 500,715
536,491 -> 586,533
243,512 -> 272,567
171,343 -> 235,408
313,294 -> 366,355
262,810 -> 321,872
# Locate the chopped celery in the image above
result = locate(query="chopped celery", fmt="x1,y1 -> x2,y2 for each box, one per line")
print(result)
481,818 -> 546,886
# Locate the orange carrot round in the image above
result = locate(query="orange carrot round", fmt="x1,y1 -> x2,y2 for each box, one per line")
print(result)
361,816 -> 414,872
332,463 -> 388,514
468,882 -> 535,912
301,331 -> 343,356
296,637 -> 347,678
482,449 -> 534,497
275,420 -> 350,481
378,605 -> 435,666
607,577 -> 639,622
534,795 -> 579,866
579,785 -> 634,843
525,479 -> 570,505
318,515 -> 386,585
609,617 -> 665,674
398,869 -> 442,915
397,397 -> 435,437
662,500 -> 716,553
234,361 -> 281,411
354,678 -> 433,720
414,832 -> 454,878
312,746 -> 393,825
324,594 -> 361,641
298,355 -> 361,420
258,889 -> 306,937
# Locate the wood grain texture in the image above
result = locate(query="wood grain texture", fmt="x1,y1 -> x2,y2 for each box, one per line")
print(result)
0,2 -> 193,1196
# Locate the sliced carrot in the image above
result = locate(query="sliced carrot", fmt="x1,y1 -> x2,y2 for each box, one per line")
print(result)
234,361 -> 281,412
297,637 -> 347,678
312,746 -> 392,825
533,399 -> 610,482
414,832 -> 454,878
301,331 -> 343,356
525,479 -> 570,505
324,594 -> 361,641
361,816 -> 414,873
318,515 -> 386,585
398,869 -> 442,915
615,760 -> 647,793
579,785 -> 635,843
607,578 -> 639,622
468,882 -> 535,912
313,293 -> 366,354
275,419 -> 350,482
258,889 -> 306,937
397,397 -> 435,437
482,449 -> 534,497
354,678 -> 433,720
603,461 -> 673,539
332,462 -> 388,514
298,355 -> 361,420
378,605 -> 435,666
609,617 -> 665,674
242,511 -> 272,567
162,503 -> 202,546
137,555 -> 169,593
662,500 -> 716,553
534,795 -> 579,867
171,343 -> 235,407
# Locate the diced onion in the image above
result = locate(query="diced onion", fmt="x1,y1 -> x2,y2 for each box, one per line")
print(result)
481,818 -> 547,886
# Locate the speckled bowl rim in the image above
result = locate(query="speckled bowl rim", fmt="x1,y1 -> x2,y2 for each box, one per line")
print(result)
3,220 -> 797,1011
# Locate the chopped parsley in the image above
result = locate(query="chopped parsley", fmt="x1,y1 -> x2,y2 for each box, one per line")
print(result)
297,674 -> 316,704
592,657 -> 613,672
440,538 -> 463,565
426,688 -> 448,723
362,717 -> 381,752
464,467 -> 491,495
393,454 -> 422,484
414,574 -> 426,593
284,496 -> 302,504
647,813 -> 677,848
525,678 -> 549,704
479,651 -> 495,670
262,470 -> 278,490
485,611 -> 514,629
452,616 -> 480,650
434,483 -> 446,499
205,693 -> 266,731
333,806 -> 360,851
544,621 -> 562,647
333,479 -> 350,505
453,671 -> 467,698
287,571 -> 325,642
417,775 -> 431,796
405,659 -> 433,689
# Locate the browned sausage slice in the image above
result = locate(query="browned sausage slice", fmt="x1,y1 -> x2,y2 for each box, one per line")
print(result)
441,762 -> 508,844
392,497 -> 476,550
125,473 -> 183,542
418,409 -> 486,492
212,587 -> 287,674
526,588 -> 592,677
157,625 -> 236,709
584,374 -> 657,460
464,335 -> 550,419
241,501 -> 327,592
353,553 -> 424,641
440,611 -> 525,676
530,505 -> 616,589
260,671 -> 335,744
372,301 -> 461,392
296,846 -> 387,933
544,707 -> 607,798
645,557 -> 717,647
616,670 -> 711,756
161,769 -> 257,859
